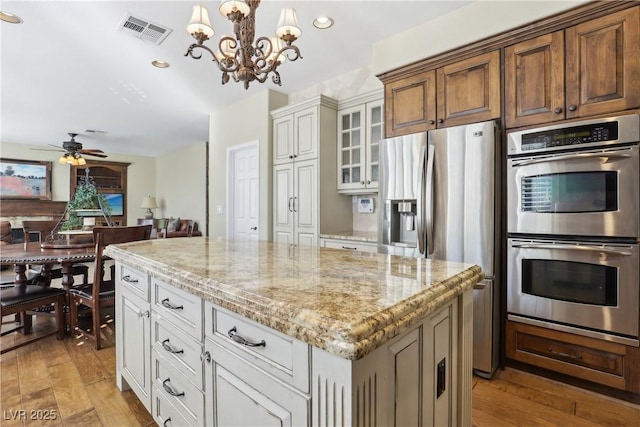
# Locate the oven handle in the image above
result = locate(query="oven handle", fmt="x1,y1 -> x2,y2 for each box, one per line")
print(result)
511,243 -> 632,256
511,150 -> 632,167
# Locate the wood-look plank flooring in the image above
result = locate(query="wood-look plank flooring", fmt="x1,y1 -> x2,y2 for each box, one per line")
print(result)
2,314 -> 639,426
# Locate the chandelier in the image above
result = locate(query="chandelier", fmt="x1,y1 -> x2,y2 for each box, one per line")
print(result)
185,0 -> 302,89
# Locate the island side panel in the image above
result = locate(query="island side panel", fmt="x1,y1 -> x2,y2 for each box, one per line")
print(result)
312,290 -> 472,426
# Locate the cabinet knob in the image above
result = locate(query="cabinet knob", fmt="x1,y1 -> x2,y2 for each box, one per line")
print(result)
250,226 -> 257,230
289,155 -> 293,159
554,107 -> 563,114
437,118 -> 444,124
361,181 -> 365,185
428,120 -> 435,125
367,180 -> 371,185
293,154 -> 298,158
568,105 -> 577,112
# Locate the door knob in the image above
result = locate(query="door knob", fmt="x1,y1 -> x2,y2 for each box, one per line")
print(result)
250,227 -> 257,230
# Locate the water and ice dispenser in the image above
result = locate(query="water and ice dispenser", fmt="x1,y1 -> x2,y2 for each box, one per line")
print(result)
381,200 -> 417,248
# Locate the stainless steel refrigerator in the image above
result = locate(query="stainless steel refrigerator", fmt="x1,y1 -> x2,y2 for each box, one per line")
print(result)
378,120 -> 501,378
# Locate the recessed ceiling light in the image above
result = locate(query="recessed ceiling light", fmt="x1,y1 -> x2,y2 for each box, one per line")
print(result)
0,11 -> 23,24
152,60 -> 170,69
313,16 -> 334,30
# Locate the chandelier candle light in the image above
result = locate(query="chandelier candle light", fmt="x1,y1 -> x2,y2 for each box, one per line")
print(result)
185,0 -> 302,89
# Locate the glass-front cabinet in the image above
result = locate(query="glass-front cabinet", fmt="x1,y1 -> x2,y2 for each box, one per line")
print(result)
337,91 -> 383,193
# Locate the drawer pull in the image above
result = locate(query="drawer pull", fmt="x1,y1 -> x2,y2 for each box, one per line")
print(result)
548,346 -> 582,360
161,339 -> 184,354
161,298 -> 183,310
228,327 -> 266,347
162,378 -> 185,397
163,417 -> 172,427
137,310 -> 150,319
342,246 -> 357,250
122,275 -> 138,283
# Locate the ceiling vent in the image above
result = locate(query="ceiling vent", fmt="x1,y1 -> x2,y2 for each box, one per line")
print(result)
117,13 -> 172,45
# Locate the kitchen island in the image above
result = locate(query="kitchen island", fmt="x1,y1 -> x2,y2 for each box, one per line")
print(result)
105,237 -> 482,426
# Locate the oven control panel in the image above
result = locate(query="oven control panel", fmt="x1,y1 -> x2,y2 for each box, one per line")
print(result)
507,114 -> 639,156
521,122 -> 618,151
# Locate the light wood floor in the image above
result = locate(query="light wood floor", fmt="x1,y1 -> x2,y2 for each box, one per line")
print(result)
1,314 -> 639,427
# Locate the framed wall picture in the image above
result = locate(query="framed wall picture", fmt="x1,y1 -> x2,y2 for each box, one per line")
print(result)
0,158 -> 52,200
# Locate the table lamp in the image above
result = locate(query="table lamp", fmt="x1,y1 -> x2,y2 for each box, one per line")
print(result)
141,196 -> 158,219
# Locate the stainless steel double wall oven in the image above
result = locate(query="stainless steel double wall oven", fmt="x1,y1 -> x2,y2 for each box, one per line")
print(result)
507,114 -> 640,346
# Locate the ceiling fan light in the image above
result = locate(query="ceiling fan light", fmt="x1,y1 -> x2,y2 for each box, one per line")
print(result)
187,5 -> 215,40
219,0 -> 250,18
77,157 -> 87,166
59,155 -> 68,164
276,8 -> 301,41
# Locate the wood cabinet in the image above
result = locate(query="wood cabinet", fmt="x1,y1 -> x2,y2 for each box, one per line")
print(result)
337,91 -> 384,193
272,95 -> 351,247
70,160 -> 129,225
384,50 -> 500,137
506,321 -> 640,393
505,6 -> 640,128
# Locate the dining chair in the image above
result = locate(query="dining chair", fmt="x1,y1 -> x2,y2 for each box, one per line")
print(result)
68,225 -> 152,350
22,220 -> 89,285
0,284 -> 66,354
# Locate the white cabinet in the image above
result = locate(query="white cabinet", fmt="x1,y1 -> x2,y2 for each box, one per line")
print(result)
273,106 -> 318,165
320,237 -> 378,253
272,95 -> 351,246
116,264 -> 152,411
337,91 -> 384,193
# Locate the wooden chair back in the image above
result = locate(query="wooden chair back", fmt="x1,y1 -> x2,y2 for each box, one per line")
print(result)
22,220 -> 59,242
92,225 -> 152,282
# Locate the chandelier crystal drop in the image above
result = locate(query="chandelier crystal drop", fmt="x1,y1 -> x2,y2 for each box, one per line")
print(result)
184,0 -> 302,89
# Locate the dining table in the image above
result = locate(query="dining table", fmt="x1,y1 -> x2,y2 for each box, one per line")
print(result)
0,241 -> 96,333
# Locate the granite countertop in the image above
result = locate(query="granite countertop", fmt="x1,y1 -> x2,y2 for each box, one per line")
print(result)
319,230 -> 378,243
105,238 -> 483,360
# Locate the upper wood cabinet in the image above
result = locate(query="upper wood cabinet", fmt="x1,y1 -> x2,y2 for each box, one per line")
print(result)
505,6 -> 640,128
384,50 -> 500,137
436,50 -> 501,128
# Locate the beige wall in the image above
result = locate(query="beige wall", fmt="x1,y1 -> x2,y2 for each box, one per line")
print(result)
373,0 -> 590,75
155,142 -> 207,233
208,89 -> 288,239
0,141 -> 155,226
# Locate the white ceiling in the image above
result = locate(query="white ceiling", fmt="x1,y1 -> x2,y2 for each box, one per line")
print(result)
1,1 -> 471,158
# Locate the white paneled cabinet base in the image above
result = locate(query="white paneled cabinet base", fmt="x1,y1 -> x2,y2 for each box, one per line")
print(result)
115,261 -> 473,426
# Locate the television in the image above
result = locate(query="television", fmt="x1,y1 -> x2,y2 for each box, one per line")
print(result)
103,193 -> 124,216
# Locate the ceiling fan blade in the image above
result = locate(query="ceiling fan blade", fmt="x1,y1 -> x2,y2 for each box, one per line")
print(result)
29,147 -> 65,152
80,149 -> 105,154
82,152 -> 108,158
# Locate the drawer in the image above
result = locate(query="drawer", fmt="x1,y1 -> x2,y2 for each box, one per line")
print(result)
205,303 -> 310,393
152,278 -> 203,340
118,263 -> 149,302
506,321 -> 640,392
152,313 -> 204,388
152,349 -> 204,426
152,383 -> 193,427
321,238 -> 378,253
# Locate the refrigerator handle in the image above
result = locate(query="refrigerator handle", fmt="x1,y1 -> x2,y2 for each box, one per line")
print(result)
417,145 -> 427,254
425,144 -> 435,256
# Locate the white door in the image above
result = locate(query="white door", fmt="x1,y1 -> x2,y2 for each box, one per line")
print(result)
229,142 -> 259,240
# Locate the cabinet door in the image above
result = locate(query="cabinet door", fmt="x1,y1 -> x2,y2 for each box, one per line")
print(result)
294,107 -> 318,161
423,305 -> 452,427
294,159 -> 318,246
365,99 -> 384,190
273,163 -> 294,245
505,31 -> 565,128
337,104 -> 366,191
118,288 -> 151,411
565,6 -> 640,119
384,70 -> 437,137
273,115 -> 294,165
437,50 -> 501,128
204,340 -> 309,427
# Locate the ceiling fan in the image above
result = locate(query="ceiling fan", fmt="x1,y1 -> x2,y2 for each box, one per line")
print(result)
31,133 -> 107,165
